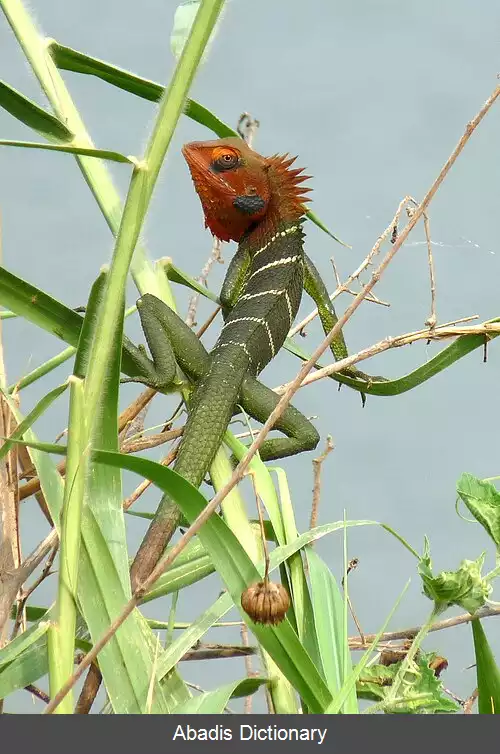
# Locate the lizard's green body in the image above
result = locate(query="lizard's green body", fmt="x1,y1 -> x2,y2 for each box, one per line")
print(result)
128,137 -> 384,585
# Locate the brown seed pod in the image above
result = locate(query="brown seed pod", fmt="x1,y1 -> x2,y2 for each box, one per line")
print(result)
241,580 -> 290,626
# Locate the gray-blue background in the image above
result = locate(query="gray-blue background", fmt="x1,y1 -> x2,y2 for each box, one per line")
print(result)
1,0 -> 499,713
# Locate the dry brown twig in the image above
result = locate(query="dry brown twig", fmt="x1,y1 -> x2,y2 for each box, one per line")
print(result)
11,539 -> 58,640
185,238 -> 224,328
0,210 -> 23,645
423,213 -> 437,328
329,254 -> 390,308
342,558 -> 365,645
241,623 -> 254,714
275,318 -> 498,396
289,194 -> 417,339
463,687 -> 478,714
309,435 -> 334,533
43,83 -> 500,715
348,604 -> 500,649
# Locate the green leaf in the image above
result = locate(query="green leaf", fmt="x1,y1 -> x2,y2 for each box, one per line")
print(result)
0,79 -> 73,142
0,267 -> 153,379
306,549 -> 351,701
48,41 -> 235,137
419,547 -> 492,614
457,473 -> 500,549
0,382 -> 68,463
472,620 -> 500,714
307,208 -> 351,248
0,266 -> 84,346
162,259 -> 220,303
172,677 -> 268,714
0,618 -> 50,672
141,539 -> 215,603
0,139 -> 134,163
0,637 -> 49,699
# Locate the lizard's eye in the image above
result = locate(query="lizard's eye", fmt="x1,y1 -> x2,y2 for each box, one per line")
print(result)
211,147 -> 240,172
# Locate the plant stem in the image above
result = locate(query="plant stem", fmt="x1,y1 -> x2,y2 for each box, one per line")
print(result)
386,603 -> 444,704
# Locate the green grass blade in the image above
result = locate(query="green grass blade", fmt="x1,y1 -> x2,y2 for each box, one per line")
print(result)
0,381 -> 68,463
173,678 -> 268,714
47,375 -> 86,713
224,432 -> 286,545
141,540 -> 215,603
48,41 -> 236,137
157,592 -> 233,679
472,619 -> 500,713
0,139 -> 134,162
0,266 -> 84,346
305,548 -> 347,695
49,42 -> 165,102
8,345 -> 75,393
162,259 -> 220,303
0,267 -> 148,379
0,79 -> 72,141
0,635 -> 49,699
307,208 -> 351,248
0,617 -> 50,671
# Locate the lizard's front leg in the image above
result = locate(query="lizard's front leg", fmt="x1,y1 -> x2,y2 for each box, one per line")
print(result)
121,295 -> 180,391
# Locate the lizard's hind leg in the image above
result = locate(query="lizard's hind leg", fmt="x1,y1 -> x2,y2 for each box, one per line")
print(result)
238,375 -> 320,461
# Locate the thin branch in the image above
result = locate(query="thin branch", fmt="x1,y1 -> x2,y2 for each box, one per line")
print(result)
185,238 -> 224,328
74,663 -> 102,714
24,684 -> 50,705
181,644 -> 256,661
463,688 -> 478,714
422,212 -> 437,328
289,195 -> 416,338
120,427 -> 183,454
275,319 -> 500,394
342,558 -> 365,645
348,604 -> 500,648
11,539 -> 58,639
309,435 -> 334,533
241,623 -> 254,713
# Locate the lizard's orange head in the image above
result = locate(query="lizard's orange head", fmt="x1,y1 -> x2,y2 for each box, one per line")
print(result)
182,137 -> 311,243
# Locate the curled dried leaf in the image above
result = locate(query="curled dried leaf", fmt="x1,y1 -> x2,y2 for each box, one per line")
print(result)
429,655 -> 448,677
